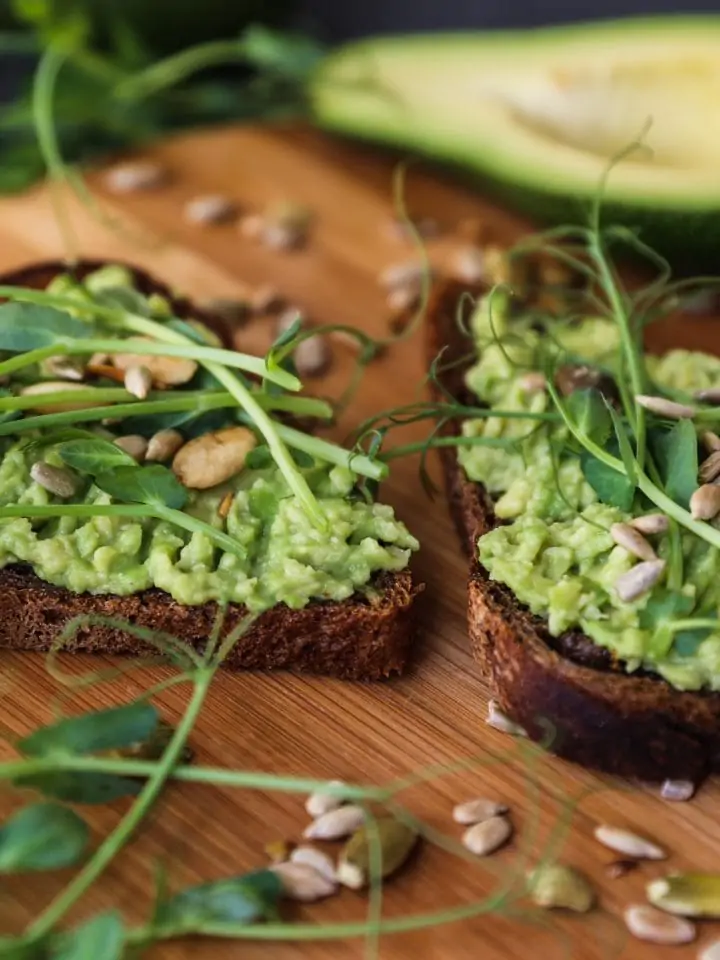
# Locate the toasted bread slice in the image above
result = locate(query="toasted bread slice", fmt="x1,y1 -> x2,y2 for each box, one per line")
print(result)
428,279 -> 720,781
0,260 -> 422,680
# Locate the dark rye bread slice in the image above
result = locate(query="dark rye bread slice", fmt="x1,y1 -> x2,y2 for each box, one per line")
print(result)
428,279 -> 720,781
0,259 -> 421,680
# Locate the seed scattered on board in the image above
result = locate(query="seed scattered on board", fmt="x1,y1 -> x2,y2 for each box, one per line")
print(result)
183,194 -> 237,225
593,825 -> 666,860
486,699 -> 528,736
271,861 -> 337,902
303,804 -> 366,841
30,462 -> 78,499
337,818 -> 418,889
700,939 -> 720,960
528,863 -> 595,913
624,905 -> 696,945
614,558 -> 666,603
290,846 -> 337,884
462,816 -> 513,857
605,859 -> 638,880
452,798 -> 508,825
660,779 -> 695,802
104,161 -> 167,193
293,334 -> 331,378
305,780 -> 347,818
647,874 -> 720,918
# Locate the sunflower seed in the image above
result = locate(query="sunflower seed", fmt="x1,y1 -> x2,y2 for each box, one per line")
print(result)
695,387 -> 720,404
700,451 -> 720,483
337,818 -> 418,889
519,372 -> 546,394
113,435 -> 148,462
703,430 -> 720,452
294,335 -> 331,379
690,484 -> 720,520
384,215 -> 438,241
172,426 -> 257,490
305,780 -> 347,818
614,559 -> 666,602
452,798 -> 509,825
629,513 -> 669,535
239,213 -> 265,239
386,285 -> 419,313
610,523 -> 657,562
647,874 -> 720,917
462,815 -> 513,856
290,846 -> 337,883
451,246 -> 485,283
624,905 -> 696,945
271,862 -> 337,901
30,462 -> 78,498
487,699 -> 528,736
700,938 -> 720,960
605,858 -> 638,879
660,779 -> 695,802
275,308 -> 304,337
555,364 -> 602,396
183,194 -> 237,225
528,863 -> 595,912
593,825 -> 666,860
303,804 -> 366,841
40,357 -> 85,381
250,285 -> 284,315
103,160 -> 167,193
261,202 -> 311,250
146,429 -> 184,463
380,260 -> 425,290
635,395 -> 696,419
123,365 -> 152,400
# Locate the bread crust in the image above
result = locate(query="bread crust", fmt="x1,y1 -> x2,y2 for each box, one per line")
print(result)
428,279 -> 720,781
0,260 -> 422,679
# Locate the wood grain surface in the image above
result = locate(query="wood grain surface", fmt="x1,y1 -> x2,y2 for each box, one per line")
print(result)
1,124 -> 719,960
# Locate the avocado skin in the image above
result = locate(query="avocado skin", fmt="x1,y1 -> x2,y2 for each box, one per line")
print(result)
311,18 -> 720,271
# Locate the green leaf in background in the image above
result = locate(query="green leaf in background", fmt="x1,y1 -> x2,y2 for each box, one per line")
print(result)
0,803 -> 88,872
0,303 -> 91,351
0,938 -> 47,959
58,438 -> 137,475
94,464 -> 188,509
50,911 -> 124,960
650,420 -> 699,509
154,870 -> 282,934
565,388 -> 611,447
19,702 -> 159,757
241,24 -> 324,79
15,771 -> 142,805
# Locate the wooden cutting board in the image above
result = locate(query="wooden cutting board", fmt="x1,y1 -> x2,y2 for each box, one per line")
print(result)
0,124 -> 718,960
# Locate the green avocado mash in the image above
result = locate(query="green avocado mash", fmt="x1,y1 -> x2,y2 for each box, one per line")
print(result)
460,296 -> 720,691
0,267 -> 417,613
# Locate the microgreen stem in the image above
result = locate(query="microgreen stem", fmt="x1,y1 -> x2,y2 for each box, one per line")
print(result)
665,619 -> 719,633
25,671 -> 215,942
258,419 -> 387,482
115,40 -> 247,101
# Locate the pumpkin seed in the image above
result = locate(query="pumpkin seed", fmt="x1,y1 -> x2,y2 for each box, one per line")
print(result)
660,779 -> 695,802
40,357 -> 85,381
294,335 -> 331,379
172,426 -> 256,490
271,862 -> 337,902
528,863 -> 595,912
593,825 -> 666,860
610,523 -> 657,562
123,364 -> 152,400
629,513 -> 669,535
486,699 -> 528,736
647,874 -> 720,918
690,484 -> 720,521
305,780 -> 347,818
290,846 -> 337,884
104,160 -> 167,193
20,381 -> 104,414
183,194 -> 237,225
337,817 -> 418,889
112,337 -> 197,387
700,451 -> 720,483
452,798 -> 509,825
624,905 -> 696,945
113,435 -> 148,462
699,938 -> 720,960
30,462 -> 79,499
462,816 -> 513,856
703,430 -> 720,453
146,429 -> 184,463
615,559 -> 666,602
634,395 -> 696,419
303,804 -> 366,841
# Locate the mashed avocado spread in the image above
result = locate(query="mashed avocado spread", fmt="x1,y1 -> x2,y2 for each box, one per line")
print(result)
459,297 -> 720,691
0,267 -> 417,612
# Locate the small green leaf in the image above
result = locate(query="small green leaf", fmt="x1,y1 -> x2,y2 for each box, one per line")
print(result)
639,589 -> 694,630
0,937 -> 46,959
0,803 -> 88,872
0,304 -> 91,351
241,25 -> 325,79
58,439 -> 137,475
565,389 -> 611,446
19,702 -> 158,758
581,453 -> 635,511
155,870 -> 282,934
94,465 -> 188,510
674,628 -> 713,658
15,772 -> 141,806
607,403 -> 638,485
651,421 -> 699,509
51,911 -> 124,960
245,445 -> 274,470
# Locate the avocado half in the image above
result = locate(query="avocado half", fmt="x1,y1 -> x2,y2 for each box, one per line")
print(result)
311,17 -> 720,266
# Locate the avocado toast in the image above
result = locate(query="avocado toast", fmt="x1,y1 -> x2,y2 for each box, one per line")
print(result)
428,261 -> 720,783
0,260 -> 420,678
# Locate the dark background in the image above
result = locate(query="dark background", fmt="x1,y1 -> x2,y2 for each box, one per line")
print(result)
300,0 -> 720,39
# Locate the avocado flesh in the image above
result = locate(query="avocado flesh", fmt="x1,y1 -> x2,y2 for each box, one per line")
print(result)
311,17 -> 720,259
